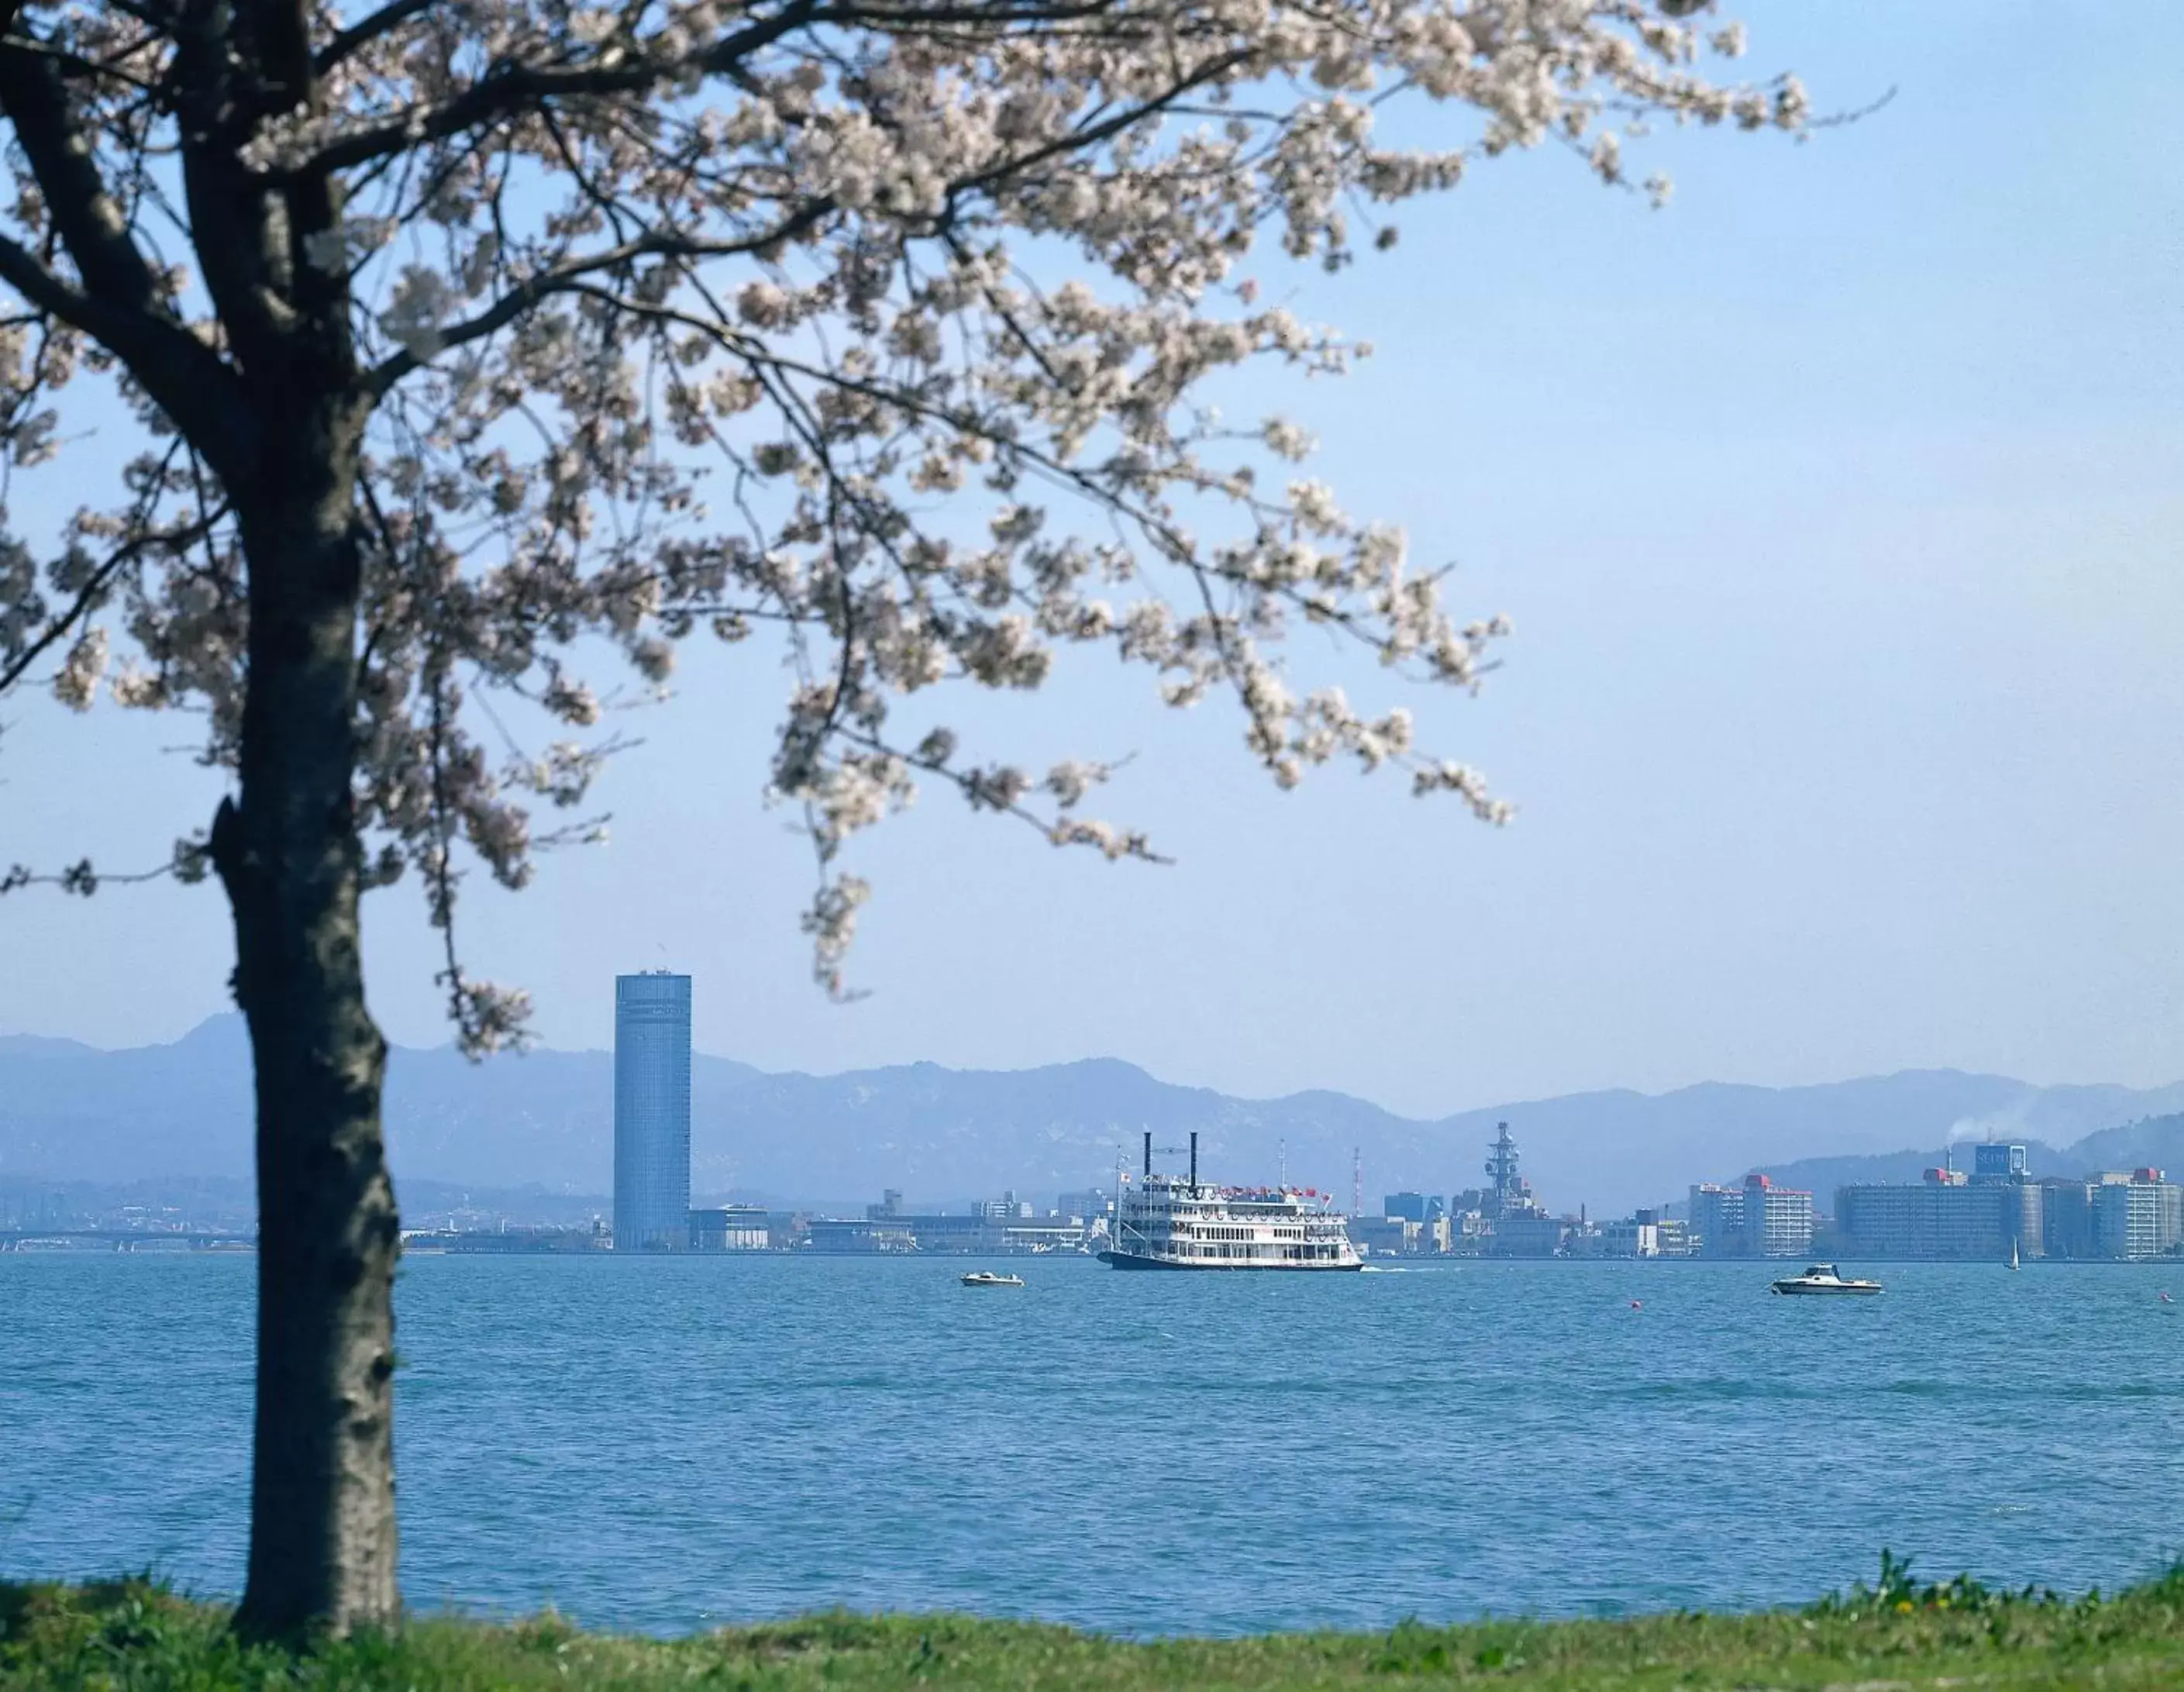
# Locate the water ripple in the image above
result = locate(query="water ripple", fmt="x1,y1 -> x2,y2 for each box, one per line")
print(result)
5,1254 -> 2184,1635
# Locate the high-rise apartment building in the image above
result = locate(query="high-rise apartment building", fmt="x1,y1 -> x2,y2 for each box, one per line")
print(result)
1688,1183 -> 1745,1256
1689,1174 -> 1812,1257
2040,1177 -> 2096,1259
615,971 -> 692,1252
1838,1168 -> 2043,1260
1743,1173 -> 1815,1258
2093,1170 -> 2184,1261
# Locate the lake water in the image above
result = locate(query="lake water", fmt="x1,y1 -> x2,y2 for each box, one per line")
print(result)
5,1253 -> 2183,1635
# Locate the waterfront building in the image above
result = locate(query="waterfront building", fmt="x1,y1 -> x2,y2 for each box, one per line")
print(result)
614,971 -> 692,1252
898,1211 -> 982,1250
996,1215 -> 1090,1253
1383,1191 -> 1429,1224
1590,1214 -> 1651,1258
1352,1215 -> 1416,1256
688,1205 -> 770,1251
2006,1177 -> 2046,1256
806,1204 -> 1091,1255
1744,1174 -> 1814,1257
1837,1167 -> 2043,1260
1483,1214 -> 1565,1256
1594,1208 -> 1693,1259
1972,1142 -> 2028,1183
1056,1188 -> 1114,1224
805,1216 -> 916,1253
1689,1176 -> 1812,1257
1652,1215 -> 1697,1257
2093,1171 -> 2184,1260
2040,1178 -> 2096,1260
435,1225 -> 609,1255
1688,1184 -> 1745,1256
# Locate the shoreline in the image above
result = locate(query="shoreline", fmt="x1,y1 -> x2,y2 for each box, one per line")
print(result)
9,1566 -> 2184,1690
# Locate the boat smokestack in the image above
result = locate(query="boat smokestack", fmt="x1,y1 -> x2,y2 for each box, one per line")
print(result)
1142,1131 -> 1152,1180
1190,1131 -> 1198,1192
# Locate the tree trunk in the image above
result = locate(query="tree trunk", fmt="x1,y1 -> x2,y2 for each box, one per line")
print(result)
214,411 -> 398,1642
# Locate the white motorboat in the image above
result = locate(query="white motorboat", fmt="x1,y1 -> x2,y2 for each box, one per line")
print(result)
959,1270 -> 1025,1288
1769,1263 -> 1883,1296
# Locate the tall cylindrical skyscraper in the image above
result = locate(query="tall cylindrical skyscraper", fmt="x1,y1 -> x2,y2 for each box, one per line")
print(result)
615,971 -> 691,1251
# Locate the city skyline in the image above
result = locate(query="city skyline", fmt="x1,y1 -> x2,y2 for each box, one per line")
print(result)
7,1002 -> 2184,1221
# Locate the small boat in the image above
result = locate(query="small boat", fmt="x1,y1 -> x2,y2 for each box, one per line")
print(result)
959,1270 -> 1025,1288
1769,1263 -> 1883,1297
2010,1239 -> 2020,1271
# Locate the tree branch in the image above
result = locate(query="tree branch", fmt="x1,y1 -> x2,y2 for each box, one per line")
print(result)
0,35 -> 256,470
361,202 -> 835,394
294,0 -> 1186,181
0,40 -> 173,320
0,229 -> 130,340
312,0 -> 441,77
0,552 -> 126,694
168,0 -> 322,379
0,229 -> 239,467
0,482 -> 229,694
0,851 -> 198,898
295,0 -> 828,177
360,40 -> 1242,397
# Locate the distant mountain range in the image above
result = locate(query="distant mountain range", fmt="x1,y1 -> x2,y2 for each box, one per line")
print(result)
5,1015 -> 2184,1216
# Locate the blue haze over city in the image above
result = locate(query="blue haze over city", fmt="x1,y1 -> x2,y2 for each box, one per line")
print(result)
7,0 -> 2184,1639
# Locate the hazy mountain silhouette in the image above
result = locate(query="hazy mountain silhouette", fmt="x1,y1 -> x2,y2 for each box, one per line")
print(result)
5,1014 -> 2183,1215
2065,1113 -> 2184,1176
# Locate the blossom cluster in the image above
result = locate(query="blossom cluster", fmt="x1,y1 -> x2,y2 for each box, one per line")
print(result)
0,0 -> 1795,1034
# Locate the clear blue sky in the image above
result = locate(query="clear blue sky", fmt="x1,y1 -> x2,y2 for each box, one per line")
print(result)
3,2 -> 2179,1118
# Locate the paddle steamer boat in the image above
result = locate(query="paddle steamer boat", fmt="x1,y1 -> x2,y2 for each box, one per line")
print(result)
1098,1132 -> 1362,1271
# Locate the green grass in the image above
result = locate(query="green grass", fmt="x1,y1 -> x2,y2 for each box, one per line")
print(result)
9,1559 -> 2184,1689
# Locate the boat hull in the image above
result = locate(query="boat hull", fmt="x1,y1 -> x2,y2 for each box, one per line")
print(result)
1769,1282 -> 1882,1295
1097,1249 -> 1364,1272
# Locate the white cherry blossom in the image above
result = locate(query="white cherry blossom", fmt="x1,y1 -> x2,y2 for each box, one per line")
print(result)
0,0 -> 1800,1025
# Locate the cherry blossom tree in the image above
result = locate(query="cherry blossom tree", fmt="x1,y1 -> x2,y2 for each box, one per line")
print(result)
0,0 -> 1800,1639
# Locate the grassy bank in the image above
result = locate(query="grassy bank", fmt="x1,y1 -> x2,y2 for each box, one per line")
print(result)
9,1562 -> 2184,1690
